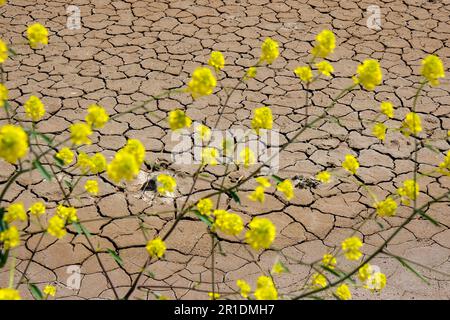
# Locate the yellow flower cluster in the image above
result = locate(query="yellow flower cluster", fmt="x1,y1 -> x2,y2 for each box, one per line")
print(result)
107,139 -> 145,183
208,51 -> 225,72
24,95 -> 45,121
27,23 -> 48,48
236,279 -> 251,298
70,123 -> 93,145
0,288 -> 21,300
197,198 -> 213,216
245,66 -> 257,79
374,197 -> 397,217
421,55 -> 445,86
315,61 -> 334,77
342,154 -> 359,175
56,205 -> 78,223
251,106 -> 273,134
322,253 -> 337,270
311,30 -> 335,58
196,124 -> 211,142
213,209 -> 243,236
341,236 -> 363,261
55,147 -> 74,165
353,59 -> 382,91
146,237 -> 166,259
271,261 -> 287,275
401,112 -> 422,136
397,179 -> 419,205
245,217 -> 276,250
254,276 -> 278,300
0,124 -> 28,163
187,67 -> 217,99
0,39 -> 8,64
208,292 -> 220,300
43,285 -> 57,297
156,174 -> 176,195
372,122 -> 387,141
239,147 -> 255,168
358,264 -> 386,292
294,66 -> 313,83
277,179 -> 294,200
259,38 -> 279,64
380,101 -> 394,118
201,147 -> 218,166
248,177 -> 271,203
335,284 -> 351,300
3,203 -> 27,223
311,273 -> 327,288
0,226 -> 20,250
86,104 -> 109,129
29,202 -> 45,216
168,109 -> 192,131
77,152 -> 106,174
316,171 -> 331,183
47,215 -> 66,239
0,83 -> 8,108
84,180 -> 99,195
438,151 -> 450,176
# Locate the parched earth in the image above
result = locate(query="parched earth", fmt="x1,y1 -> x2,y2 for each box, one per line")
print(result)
0,0 -> 450,300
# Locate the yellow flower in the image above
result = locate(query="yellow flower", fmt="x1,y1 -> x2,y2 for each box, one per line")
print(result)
342,154 -> 359,175
208,292 -> 220,300
43,285 -> 56,297
27,23 -> 49,48
0,288 -> 21,300
335,284 -> 352,300
372,122 -> 387,141
248,186 -> 265,203
271,261 -> 287,275
401,112 -> 422,136
374,197 -> 397,217
0,226 -> 20,250
358,263 -> 373,282
77,152 -> 95,173
294,66 -> 313,83
168,109 -> 192,131
316,171 -> 331,183
397,179 -> 419,205
197,198 -> 213,216
322,254 -> 337,270
55,147 -> 74,166
277,179 -> 294,200
196,124 -> 211,142
213,209 -> 243,236
365,272 -> 386,292
0,83 -> 8,108
91,152 -> 107,173
56,205 -> 78,223
186,67 -> 217,99
315,61 -> 334,77
236,280 -> 251,298
251,106 -> 273,134
70,123 -> 92,145
342,236 -> 363,261
85,104 -> 109,129
29,202 -> 46,216
157,174 -> 176,195
0,0 -> 6,6
201,147 -> 218,166
0,124 -> 28,163
3,203 -> 27,223
85,180 -> 99,195
259,38 -> 279,64
353,59 -> 382,91
0,39 -> 8,64
438,151 -> 450,176
208,51 -> 225,72
107,149 -> 140,183
311,273 -> 327,288
380,101 -> 394,118
311,30 -> 335,58
254,276 -> 278,300
256,177 -> 271,188
24,95 -> 45,121
47,215 -> 66,239
245,217 -> 276,250
239,147 -> 255,168
146,237 -> 166,259
122,139 -> 145,166
245,66 -> 257,79
421,55 -> 445,86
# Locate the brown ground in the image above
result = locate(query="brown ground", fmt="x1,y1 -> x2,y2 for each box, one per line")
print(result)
0,0 -> 450,300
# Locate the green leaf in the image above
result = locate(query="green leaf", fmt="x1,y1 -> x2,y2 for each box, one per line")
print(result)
271,175 -> 283,183
33,159 -> 52,181
54,155 -> 64,167
28,284 -> 44,300
73,222 -> 92,237
424,144 -> 440,154
192,210 -> 213,227
146,271 -> 155,279
320,265 -> 342,278
226,189 -> 241,204
417,209 -> 440,226
64,179 -> 73,191
0,250 -> 9,268
394,256 -> 430,285
107,249 -> 124,267
7,47 -> 17,56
